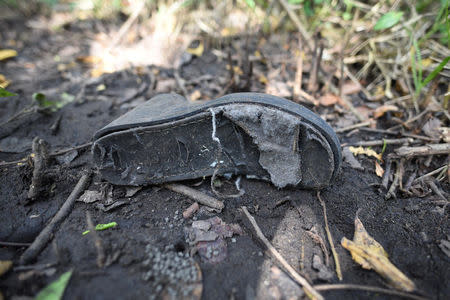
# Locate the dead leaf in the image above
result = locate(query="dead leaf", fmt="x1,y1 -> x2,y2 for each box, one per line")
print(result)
76,55 -> 102,64
77,190 -> 103,203
375,161 -> 384,177
0,49 -> 17,61
186,40 -> 204,57
342,81 -> 361,95
349,146 -> 382,161
439,127 -> 450,143
0,261 -> 12,277
373,105 -> 399,119
190,90 -> 202,101
341,216 -> 416,292
318,94 -> 340,106
258,74 -> 268,85
342,147 -> 364,170
422,117 -> 441,139
0,74 -> 11,88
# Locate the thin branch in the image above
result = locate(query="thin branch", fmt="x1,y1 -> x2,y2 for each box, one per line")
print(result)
164,183 -> 224,211
241,206 -> 323,300
314,284 -> 428,300
317,192 -> 343,281
20,171 -> 92,264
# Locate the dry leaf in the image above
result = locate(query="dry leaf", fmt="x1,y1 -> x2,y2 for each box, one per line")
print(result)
422,118 -> 441,139
186,41 -> 204,57
318,94 -> 340,106
0,261 -> 12,277
342,81 -> 361,95
439,127 -> 450,143
190,90 -> 202,101
76,55 -> 102,64
373,105 -> 399,119
258,74 -> 268,85
349,146 -> 382,160
341,216 -> 416,292
375,161 -> 384,177
0,74 -> 10,88
0,49 -> 17,61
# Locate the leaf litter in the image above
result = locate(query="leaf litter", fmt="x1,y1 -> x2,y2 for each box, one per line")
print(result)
341,215 -> 416,292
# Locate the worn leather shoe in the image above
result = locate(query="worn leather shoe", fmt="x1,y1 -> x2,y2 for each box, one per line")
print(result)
92,93 -> 341,189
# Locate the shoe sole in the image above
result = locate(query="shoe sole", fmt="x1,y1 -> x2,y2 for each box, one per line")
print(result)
93,93 -> 341,189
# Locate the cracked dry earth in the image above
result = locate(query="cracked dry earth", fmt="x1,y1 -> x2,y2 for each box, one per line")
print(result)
0,18 -> 449,300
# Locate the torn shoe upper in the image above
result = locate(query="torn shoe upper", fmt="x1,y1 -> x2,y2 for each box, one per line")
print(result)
92,93 -> 341,189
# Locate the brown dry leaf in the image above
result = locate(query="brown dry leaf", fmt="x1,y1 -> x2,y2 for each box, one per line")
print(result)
349,146 -> 382,161
439,127 -> 450,143
0,261 -> 12,277
76,55 -> 102,64
0,49 -> 17,61
422,117 -> 441,139
186,41 -> 204,57
0,74 -> 10,88
342,81 -> 361,95
375,161 -> 384,177
258,74 -> 268,85
341,216 -> 416,292
373,105 -> 399,119
318,93 -> 340,106
190,90 -> 202,101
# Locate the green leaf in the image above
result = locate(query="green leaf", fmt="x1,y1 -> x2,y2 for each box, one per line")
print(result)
32,92 -> 75,112
35,270 -> 72,300
243,0 -> 256,9
0,87 -> 17,97
421,56 -> 450,87
374,11 -> 403,31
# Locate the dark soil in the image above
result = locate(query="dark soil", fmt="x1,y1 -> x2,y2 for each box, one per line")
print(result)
0,17 -> 448,300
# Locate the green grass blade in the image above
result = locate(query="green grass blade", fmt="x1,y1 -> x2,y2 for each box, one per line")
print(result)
421,56 -> 450,87
0,87 -> 17,97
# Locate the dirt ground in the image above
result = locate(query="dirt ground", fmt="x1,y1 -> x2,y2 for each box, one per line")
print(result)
0,17 -> 449,300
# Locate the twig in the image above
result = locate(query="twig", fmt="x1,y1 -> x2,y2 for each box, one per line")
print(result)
20,171 -> 92,264
277,0 -> 313,51
164,183 -> 224,211
413,165 -> 448,184
335,120 -> 373,133
0,241 -> 31,247
86,211 -> 105,268
347,138 -> 414,147
293,36 -> 304,103
28,137 -> 50,200
107,1 -> 145,52
0,142 -> 92,169
314,284 -> 428,300
183,202 -> 199,219
241,206 -> 323,300
385,160 -> 403,200
381,159 -> 392,189
395,143 -> 450,157
306,229 -> 330,266
174,70 -> 190,101
51,142 -> 93,156
317,192 -> 342,281
426,180 -> 447,201
307,35 -> 322,93
358,128 -> 439,142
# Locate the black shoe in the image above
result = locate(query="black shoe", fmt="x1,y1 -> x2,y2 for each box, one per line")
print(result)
92,93 -> 341,189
